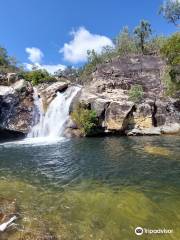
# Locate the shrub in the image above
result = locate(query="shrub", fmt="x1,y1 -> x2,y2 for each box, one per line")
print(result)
115,27 -> 139,55
128,85 -> 144,102
21,69 -> 55,86
71,104 -> 98,135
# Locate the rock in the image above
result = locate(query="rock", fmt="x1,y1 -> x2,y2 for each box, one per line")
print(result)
0,86 -> 15,95
0,197 -> 17,224
127,127 -> 161,136
104,101 -> 135,132
7,73 -> 18,85
64,128 -> 84,138
160,123 -> 180,134
12,79 -> 29,92
38,81 -> 69,110
0,128 -> 25,141
0,80 -> 34,134
91,98 -> 110,119
71,55 -> 179,136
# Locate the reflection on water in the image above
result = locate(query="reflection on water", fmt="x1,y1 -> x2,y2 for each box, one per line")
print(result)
0,136 -> 179,239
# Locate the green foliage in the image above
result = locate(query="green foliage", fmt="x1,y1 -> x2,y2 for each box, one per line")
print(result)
128,85 -> 144,102
160,32 -> 180,65
21,68 -> 55,86
71,104 -> 98,135
160,33 -> 180,95
159,0 -> 180,27
0,46 -> 18,73
115,27 -> 139,55
163,66 -> 180,96
134,20 -> 152,54
145,36 -> 167,55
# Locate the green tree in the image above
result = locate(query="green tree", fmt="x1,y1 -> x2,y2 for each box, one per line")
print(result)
160,32 -> 180,65
134,20 -> 152,54
161,33 -> 180,95
145,36 -> 167,55
159,0 -> 180,27
115,27 -> 138,55
0,46 -> 18,72
21,69 -> 55,86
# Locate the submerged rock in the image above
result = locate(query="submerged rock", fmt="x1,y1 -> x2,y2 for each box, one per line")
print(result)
144,146 -> 172,156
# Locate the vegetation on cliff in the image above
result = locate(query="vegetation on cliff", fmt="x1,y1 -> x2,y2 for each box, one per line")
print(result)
0,46 -> 18,73
19,68 -> 55,86
0,0 -> 179,94
161,32 -> 180,95
71,104 -> 98,135
128,85 -> 144,102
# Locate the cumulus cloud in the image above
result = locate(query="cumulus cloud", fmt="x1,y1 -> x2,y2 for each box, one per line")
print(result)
24,63 -> 66,74
60,27 -> 114,64
26,47 -> 44,63
25,47 -> 66,74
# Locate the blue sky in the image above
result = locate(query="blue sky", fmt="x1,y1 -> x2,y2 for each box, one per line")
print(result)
0,0 -> 178,73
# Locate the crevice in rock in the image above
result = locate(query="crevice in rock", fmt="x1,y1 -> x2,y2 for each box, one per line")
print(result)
122,105 -> 137,132
152,101 -> 157,127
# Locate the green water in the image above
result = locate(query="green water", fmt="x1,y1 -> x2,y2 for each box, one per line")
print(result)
0,136 -> 179,239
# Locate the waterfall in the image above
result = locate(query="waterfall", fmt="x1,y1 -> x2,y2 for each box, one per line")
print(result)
28,86 -> 80,138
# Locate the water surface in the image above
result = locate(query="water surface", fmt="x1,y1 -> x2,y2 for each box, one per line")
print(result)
0,136 -> 179,239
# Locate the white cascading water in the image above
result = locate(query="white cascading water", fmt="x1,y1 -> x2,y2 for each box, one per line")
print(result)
28,86 -> 80,138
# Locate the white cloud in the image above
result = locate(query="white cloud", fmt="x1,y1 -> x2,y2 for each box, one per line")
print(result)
60,27 -> 114,64
24,63 -> 66,74
25,47 -> 44,63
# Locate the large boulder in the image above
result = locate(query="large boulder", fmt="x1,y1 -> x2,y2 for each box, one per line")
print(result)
104,101 -> 135,132
37,81 -> 69,111
0,80 -> 34,134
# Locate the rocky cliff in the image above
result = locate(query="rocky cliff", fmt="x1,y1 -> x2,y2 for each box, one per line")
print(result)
68,55 -> 180,136
0,55 -> 179,139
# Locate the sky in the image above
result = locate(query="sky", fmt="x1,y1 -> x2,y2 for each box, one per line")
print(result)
0,0 -> 178,73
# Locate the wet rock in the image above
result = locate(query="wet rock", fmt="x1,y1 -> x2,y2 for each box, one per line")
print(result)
0,128 -> 25,141
160,123 -> 180,134
64,128 -> 84,138
127,127 -> 161,136
38,81 -> 69,111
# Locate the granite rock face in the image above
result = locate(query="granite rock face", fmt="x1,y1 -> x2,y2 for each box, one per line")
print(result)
37,81 -> 69,111
0,79 -> 34,135
70,55 -> 180,136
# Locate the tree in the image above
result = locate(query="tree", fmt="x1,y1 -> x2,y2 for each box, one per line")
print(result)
160,32 -> 180,65
0,47 -> 9,66
134,20 -> 152,54
161,33 -> 180,94
115,27 -> 138,55
21,69 -> 55,86
0,46 -> 18,73
159,0 -> 180,27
